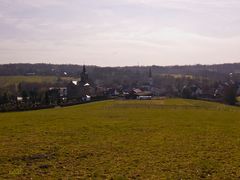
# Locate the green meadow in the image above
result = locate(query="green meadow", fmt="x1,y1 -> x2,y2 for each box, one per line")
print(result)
0,76 -> 74,88
0,99 -> 240,179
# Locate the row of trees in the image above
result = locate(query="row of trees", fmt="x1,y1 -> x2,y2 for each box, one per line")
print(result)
1,63 -> 240,82
0,82 -> 66,111
181,79 -> 239,105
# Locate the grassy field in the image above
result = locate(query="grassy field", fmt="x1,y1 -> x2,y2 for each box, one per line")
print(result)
0,99 -> 240,179
237,96 -> 240,102
0,76 -> 75,88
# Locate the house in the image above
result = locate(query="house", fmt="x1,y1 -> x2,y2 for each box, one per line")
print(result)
151,87 -> 167,96
190,85 -> 203,97
214,84 -> 224,98
17,97 -> 23,102
82,95 -> 91,102
49,87 -> 67,98
182,85 -> 203,99
94,86 -> 106,97
105,88 -> 120,97
125,88 -> 152,99
47,87 -> 68,104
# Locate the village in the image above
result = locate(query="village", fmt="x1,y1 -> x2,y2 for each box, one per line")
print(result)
0,65 -> 239,112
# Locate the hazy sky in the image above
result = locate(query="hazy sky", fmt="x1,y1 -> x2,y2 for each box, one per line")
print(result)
0,0 -> 240,66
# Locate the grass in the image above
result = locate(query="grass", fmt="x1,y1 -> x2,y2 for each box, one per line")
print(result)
0,99 -> 240,179
237,96 -> 240,102
0,76 -> 75,88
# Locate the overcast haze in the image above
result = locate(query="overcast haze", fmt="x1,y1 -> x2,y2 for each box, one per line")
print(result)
0,0 -> 240,66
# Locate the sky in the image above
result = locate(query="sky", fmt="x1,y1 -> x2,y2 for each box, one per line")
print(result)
0,0 -> 240,66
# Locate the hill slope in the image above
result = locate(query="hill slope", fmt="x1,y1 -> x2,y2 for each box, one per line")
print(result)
0,99 -> 240,179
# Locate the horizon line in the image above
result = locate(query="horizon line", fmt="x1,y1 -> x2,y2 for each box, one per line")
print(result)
0,61 -> 240,68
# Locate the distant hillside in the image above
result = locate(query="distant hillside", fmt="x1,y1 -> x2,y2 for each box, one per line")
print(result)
0,63 -> 240,86
0,63 -> 240,76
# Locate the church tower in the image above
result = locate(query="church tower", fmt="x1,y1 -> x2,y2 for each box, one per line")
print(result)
149,67 -> 153,87
80,65 -> 88,84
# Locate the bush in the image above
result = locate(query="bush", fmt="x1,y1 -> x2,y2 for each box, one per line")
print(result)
223,81 -> 238,105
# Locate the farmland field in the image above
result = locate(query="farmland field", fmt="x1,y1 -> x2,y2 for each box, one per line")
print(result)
0,99 -> 240,179
0,76 -> 75,88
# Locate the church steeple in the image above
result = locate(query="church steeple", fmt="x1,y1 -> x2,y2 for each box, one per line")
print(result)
80,65 -> 88,83
83,65 -> 86,74
149,67 -> 152,78
148,67 -> 153,87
